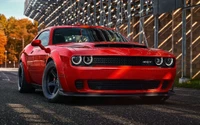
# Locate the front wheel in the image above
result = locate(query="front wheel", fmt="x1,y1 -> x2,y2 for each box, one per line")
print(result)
42,61 -> 62,103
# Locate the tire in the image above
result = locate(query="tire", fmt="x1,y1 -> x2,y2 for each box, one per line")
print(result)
18,62 -> 35,93
140,96 -> 169,103
42,61 -> 62,103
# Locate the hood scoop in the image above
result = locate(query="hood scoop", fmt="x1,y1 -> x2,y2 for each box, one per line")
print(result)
94,43 -> 147,48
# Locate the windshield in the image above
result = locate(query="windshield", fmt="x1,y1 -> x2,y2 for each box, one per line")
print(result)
53,28 -> 128,44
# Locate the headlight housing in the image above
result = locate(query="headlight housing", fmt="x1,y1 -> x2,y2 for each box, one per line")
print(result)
83,56 -> 93,65
165,58 -> 174,67
71,56 -> 93,66
155,57 -> 163,66
71,56 -> 82,65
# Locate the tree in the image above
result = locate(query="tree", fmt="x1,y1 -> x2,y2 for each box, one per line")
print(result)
5,17 -> 17,37
0,14 -> 7,31
0,30 -> 7,64
0,14 -> 38,64
7,44 -> 18,62
5,18 -> 38,62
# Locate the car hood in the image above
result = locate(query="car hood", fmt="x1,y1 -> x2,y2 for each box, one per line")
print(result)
59,42 -> 174,57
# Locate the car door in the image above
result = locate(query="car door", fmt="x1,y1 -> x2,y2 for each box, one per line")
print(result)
29,30 -> 50,84
25,45 -> 35,80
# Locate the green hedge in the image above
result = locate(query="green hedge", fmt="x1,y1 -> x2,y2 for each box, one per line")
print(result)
174,79 -> 200,89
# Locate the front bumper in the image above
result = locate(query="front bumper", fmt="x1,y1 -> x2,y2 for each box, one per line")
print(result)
59,66 -> 176,94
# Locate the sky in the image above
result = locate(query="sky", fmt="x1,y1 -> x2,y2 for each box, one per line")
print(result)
0,0 -> 31,20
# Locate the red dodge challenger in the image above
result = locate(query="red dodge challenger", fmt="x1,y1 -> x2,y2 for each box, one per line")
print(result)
18,25 -> 176,102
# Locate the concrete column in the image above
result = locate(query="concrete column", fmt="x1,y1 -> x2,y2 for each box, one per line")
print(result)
87,0 -> 91,25
172,11 -> 175,54
127,0 -> 132,40
139,0 -> 144,44
108,0 -> 111,27
190,0 -> 194,79
154,15 -> 159,48
93,0 -> 96,25
116,0 -> 121,30
179,0 -> 189,83
100,0 -> 104,26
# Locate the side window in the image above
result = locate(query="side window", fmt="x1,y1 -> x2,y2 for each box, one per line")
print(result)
37,30 -> 50,46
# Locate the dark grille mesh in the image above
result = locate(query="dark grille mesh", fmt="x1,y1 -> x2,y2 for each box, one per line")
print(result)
161,80 -> 170,89
92,56 -> 155,66
88,80 -> 160,90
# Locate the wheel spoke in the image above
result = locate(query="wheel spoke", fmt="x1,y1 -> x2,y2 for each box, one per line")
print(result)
47,81 -> 54,94
52,79 -> 60,94
47,81 -> 56,87
55,79 -> 59,87
44,63 -> 60,96
52,86 -> 58,94
47,80 -> 59,94
50,69 -> 57,78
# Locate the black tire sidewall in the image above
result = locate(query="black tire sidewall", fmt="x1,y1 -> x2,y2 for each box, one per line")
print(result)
18,62 -> 33,93
18,63 -> 24,92
42,61 -> 61,102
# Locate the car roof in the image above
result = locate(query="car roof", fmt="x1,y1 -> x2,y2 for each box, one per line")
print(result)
43,25 -> 115,31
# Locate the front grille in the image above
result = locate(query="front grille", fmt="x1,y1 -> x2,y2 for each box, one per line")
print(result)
75,80 -> 84,89
92,56 -> 155,66
162,80 -> 170,89
88,80 -> 160,90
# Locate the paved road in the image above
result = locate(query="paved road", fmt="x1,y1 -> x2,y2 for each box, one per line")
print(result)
0,69 -> 200,125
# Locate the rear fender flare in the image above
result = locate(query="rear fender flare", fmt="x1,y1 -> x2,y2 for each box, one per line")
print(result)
19,53 -> 31,84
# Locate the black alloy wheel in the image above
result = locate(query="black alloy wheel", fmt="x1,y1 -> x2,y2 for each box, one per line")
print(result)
46,67 -> 59,95
18,62 -> 35,93
42,61 -> 62,102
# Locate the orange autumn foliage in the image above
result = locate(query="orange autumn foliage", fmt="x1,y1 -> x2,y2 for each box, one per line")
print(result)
0,30 -> 7,64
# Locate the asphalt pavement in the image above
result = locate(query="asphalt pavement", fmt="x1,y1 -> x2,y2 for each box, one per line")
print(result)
0,69 -> 200,125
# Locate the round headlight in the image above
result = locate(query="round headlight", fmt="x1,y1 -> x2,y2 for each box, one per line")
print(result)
165,58 -> 174,66
83,56 -> 93,65
72,56 -> 82,65
155,57 -> 163,66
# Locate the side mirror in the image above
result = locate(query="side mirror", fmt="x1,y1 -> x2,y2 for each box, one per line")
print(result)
31,39 -> 51,53
31,39 -> 41,46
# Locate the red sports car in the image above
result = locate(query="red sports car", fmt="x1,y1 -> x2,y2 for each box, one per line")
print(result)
18,25 -> 176,102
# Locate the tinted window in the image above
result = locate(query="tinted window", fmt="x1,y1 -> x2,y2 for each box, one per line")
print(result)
37,30 -> 50,46
52,28 -> 128,44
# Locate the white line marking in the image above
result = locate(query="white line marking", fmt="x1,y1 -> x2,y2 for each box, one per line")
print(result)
2,72 -> 10,81
2,79 -> 10,81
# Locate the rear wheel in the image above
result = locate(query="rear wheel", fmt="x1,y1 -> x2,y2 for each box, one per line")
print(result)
18,62 -> 35,93
42,61 -> 62,103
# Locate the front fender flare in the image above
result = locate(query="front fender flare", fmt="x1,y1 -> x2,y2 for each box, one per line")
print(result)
50,51 -> 70,92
